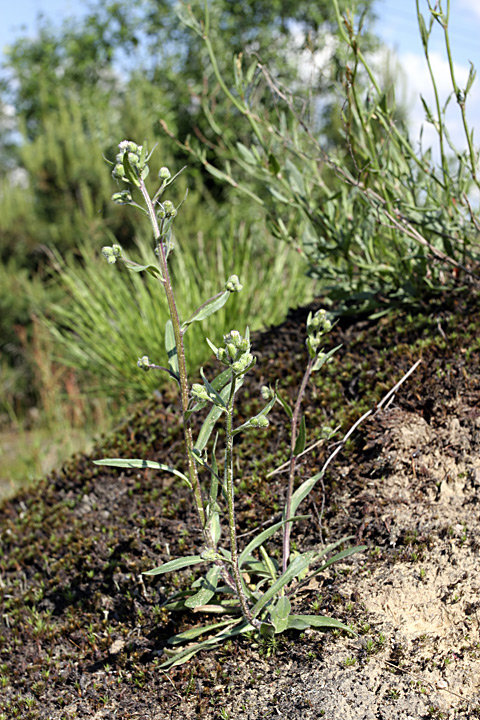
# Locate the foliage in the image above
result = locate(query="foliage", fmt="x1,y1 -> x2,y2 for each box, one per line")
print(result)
176,0 -> 480,312
1,0 -> 373,422
94,141 -> 364,666
44,213 -> 314,402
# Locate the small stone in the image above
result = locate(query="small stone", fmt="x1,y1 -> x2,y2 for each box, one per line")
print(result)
109,638 -> 125,655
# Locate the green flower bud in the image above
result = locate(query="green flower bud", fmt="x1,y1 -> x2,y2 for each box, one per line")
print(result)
163,201 -> 177,218
112,163 -> 126,180
226,342 -> 237,359
261,386 -> 274,400
101,246 -> 117,264
158,166 -> 171,180
112,190 -> 133,205
225,274 -> 243,292
127,151 -> 139,166
307,309 -> 332,336
232,352 -> 254,374
112,245 -> 122,257
250,415 -> 269,428
191,383 -> 210,402
137,355 -> 151,371
216,348 -> 227,364
118,140 -> 137,154
229,330 -> 241,345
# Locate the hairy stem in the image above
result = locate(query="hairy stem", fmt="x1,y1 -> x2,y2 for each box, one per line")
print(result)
138,179 -> 209,540
282,356 -> 314,573
225,375 -> 259,628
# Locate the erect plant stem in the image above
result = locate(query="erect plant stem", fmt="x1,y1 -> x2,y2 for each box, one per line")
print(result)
138,179 -> 209,541
225,376 -> 259,628
282,355 -> 314,574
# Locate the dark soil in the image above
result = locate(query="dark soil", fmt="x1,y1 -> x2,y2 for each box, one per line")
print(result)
1,290 -> 480,719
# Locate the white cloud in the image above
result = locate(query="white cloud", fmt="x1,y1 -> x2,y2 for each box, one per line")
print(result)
460,0 -> 480,22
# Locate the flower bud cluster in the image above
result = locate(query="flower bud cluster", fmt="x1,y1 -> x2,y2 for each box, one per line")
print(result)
249,415 -> 269,428
156,200 -> 177,219
215,330 -> 255,374
191,383 -> 210,402
261,385 -> 274,401
306,309 -> 332,358
137,355 -> 151,371
112,140 -> 145,181
224,274 -> 243,293
112,190 -> 133,205
101,244 -> 122,264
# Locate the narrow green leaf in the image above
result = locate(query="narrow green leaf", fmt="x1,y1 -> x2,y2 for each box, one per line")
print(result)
168,619 -> 236,645
205,163 -> 229,182
200,368 -> 227,408
121,258 -> 163,279
285,158 -> 305,195
271,596 -> 291,633
195,378 -> 243,453
93,458 -> 191,488
268,153 -> 281,175
143,555 -> 203,576
238,515 -> 309,569
259,546 -> 278,583
182,291 -> 230,332
232,393 -> 277,436
293,415 -> 306,456
276,390 -> 293,419
208,510 -> 221,547
313,536 -> 355,560
165,319 -> 179,378
185,565 -> 222,608
311,344 -> 342,373
245,60 -> 257,84
251,552 -> 314,618
286,614 -> 354,634
313,545 -> 367,574
465,61 -> 476,97
122,151 -> 140,187
160,621 -> 253,668
417,10 -> 429,52
288,472 -> 324,518
268,186 -> 290,203
236,142 -> 257,165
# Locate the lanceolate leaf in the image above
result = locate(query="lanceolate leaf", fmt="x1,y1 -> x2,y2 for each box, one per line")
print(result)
143,555 -> 203,576
168,619 -> 237,646
200,368 -> 227,408
93,458 -> 191,488
276,390 -> 293,419
312,344 -> 342,373
238,515 -> 309,569
287,472 -> 323,518
160,620 -> 253,668
185,565 -> 222,608
165,319 -> 179,378
251,552 -> 314,618
181,291 -> 230,332
121,257 -> 164,280
195,377 -> 244,452
271,596 -> 291,633
286,614 -> 354,634
312,545 -> 367,575
293,415 -> 306,456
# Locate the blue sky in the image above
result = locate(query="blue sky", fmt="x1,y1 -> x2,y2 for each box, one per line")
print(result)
2,0 -> 479,65
1,0 -> 480,150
